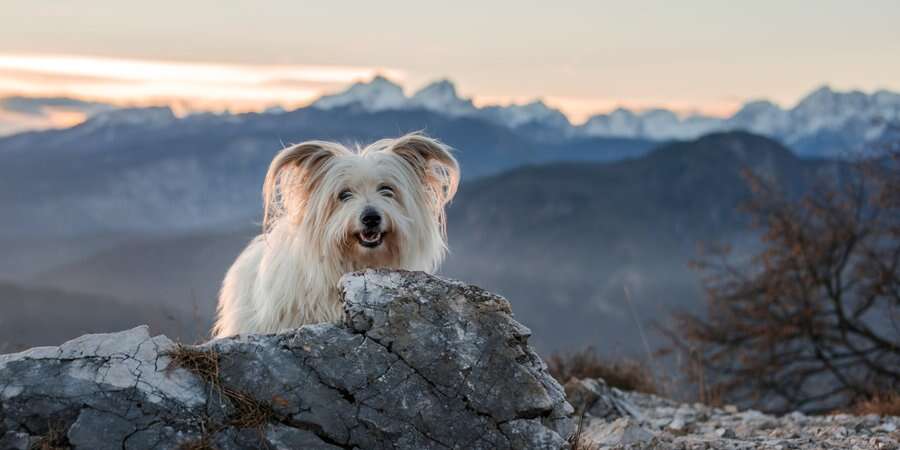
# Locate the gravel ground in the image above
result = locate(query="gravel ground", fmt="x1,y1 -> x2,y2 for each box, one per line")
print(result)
567,378 -> 899,450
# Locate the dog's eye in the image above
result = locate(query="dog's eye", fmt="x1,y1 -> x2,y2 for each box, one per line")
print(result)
378,185 -> 395,198
338,190 -> 353,202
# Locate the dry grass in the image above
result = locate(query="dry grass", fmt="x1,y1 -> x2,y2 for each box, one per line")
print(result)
178,436 -> 216,450
566,410 -> 598,450
847,391 -> 900,416
164,344 -> 276,448
165,344 -> 222,387
29,421 -> 70,450
547,348 -> 660,395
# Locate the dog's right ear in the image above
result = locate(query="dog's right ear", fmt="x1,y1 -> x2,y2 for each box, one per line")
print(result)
262,142 -> 343,232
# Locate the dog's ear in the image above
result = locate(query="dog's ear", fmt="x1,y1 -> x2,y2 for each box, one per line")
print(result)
262,142 -> 343,231
389,133 -> 460,208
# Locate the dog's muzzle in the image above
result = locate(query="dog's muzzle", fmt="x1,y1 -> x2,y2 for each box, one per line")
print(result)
357,207 -> 385,248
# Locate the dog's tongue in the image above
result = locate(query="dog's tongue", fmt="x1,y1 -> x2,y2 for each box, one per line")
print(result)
361,230 -> 380,242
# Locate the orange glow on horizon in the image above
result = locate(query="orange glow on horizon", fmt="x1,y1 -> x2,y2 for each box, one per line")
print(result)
0,53 -> 406,121
1,53 -> 750,131
472,95 -> 742,125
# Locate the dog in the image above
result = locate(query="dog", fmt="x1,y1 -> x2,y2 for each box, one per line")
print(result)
212,133 -> 459,337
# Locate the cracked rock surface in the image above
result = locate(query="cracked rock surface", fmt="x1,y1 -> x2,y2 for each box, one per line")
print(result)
0,269 -> 574,449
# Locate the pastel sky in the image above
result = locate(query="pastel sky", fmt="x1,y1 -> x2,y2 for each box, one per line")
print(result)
2,0 -> 899,130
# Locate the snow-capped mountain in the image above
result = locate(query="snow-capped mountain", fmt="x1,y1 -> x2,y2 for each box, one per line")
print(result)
726,100 -> 791,137
580,108 -> 722,140
579,85 -> 900,156
312,75 -> 407,112
408,79 -> 477,117
311,76 -> 899,155
478,101 -> 571,130
311,76 -> 570,133
784,86 -> 900,145
3,75 -> 897,157
82,106 -> 176,129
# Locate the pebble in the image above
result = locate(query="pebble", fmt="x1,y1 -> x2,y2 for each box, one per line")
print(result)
572,379 -> 900,450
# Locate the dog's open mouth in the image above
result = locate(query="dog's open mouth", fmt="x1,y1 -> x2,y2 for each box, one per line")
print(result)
357,230 -> 384,248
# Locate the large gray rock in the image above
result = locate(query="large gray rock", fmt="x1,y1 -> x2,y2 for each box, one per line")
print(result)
0,270 -> 573,449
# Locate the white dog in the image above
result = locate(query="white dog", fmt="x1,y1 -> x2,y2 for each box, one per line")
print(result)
212,133 -> 459,337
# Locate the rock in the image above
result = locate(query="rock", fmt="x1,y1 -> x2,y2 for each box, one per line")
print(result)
714,427 -> 735,439
564,377 -> 642,422
582,418 -> 654,447
0,269 -> 574,450
571,385 -> 900,450
667,415 -> 687,432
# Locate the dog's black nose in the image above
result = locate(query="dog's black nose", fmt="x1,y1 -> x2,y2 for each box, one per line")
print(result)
361,208 -> 381,228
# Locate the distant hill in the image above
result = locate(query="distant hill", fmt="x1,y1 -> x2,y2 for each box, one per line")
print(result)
0,282 -> 191,351
443,131 -> 841,352
35,227 -> 254,324
0,104 -> 653,239
2,80 -> 892,242
11,131 -> 847,353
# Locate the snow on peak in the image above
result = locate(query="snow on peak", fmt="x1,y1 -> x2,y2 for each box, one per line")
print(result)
312,75 -> 406,112
793,85 -> 868,117
577,85 -> 900,154
305,78 -> 900,155
727,100 -> 790,136
409,80 -> 476,116
479,100 -> 571,129
580,108 -> 721,140
309,76 -> 572,130
83,107 -> 176,129
581,108 -> 641,137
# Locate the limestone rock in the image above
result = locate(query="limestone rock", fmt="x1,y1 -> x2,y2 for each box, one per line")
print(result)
0,269 -> 574,449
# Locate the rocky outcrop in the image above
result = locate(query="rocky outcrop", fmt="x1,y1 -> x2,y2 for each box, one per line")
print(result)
567,378 -> 900,450
0,270 -> 574,449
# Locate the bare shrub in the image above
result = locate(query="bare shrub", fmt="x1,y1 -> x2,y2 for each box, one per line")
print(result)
667,146 -> 900,414
546,348 -> 660,395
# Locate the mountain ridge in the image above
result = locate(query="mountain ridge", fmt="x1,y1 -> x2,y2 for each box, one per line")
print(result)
310,78 -> 900,155
4,78 -> 897,157
4,132 -> 843,353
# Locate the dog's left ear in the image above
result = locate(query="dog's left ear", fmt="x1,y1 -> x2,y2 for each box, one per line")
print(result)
390,133 -> 460,208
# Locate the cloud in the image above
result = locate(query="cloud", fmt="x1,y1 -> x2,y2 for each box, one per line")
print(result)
0,96 -> 120,136
0,96 -> 115,116
0,53 -> 405,133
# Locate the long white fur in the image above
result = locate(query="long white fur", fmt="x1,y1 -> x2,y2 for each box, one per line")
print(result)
212,133 -> 459,337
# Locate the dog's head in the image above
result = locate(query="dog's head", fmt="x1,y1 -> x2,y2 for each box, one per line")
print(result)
262,133 -> 459,272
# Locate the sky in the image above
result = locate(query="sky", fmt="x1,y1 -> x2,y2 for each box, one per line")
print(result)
1,0 -> 899,132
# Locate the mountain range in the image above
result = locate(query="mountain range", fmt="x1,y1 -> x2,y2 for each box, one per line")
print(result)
0,131 -> 847,354
0,75 -> 887,353
312,78 -> 900,157
2,78 -> 899,158
0,100 -> 652,238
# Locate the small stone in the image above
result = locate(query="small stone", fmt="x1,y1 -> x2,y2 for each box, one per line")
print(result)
714,427 -> 736,439
583,418 -> 655,447
0,431 -> 29,450
668,416 -> 687,432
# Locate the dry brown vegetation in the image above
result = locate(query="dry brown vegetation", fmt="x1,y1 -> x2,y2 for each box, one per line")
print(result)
546,348 -> 660,395
164,344 -> 276,448
566,410 -> 599,450
846,390 -> 900,416
29,421 -> 70,450
667,143 -> 900,414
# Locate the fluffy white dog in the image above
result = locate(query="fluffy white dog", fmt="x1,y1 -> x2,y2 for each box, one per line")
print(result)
212,133 -> 459,337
